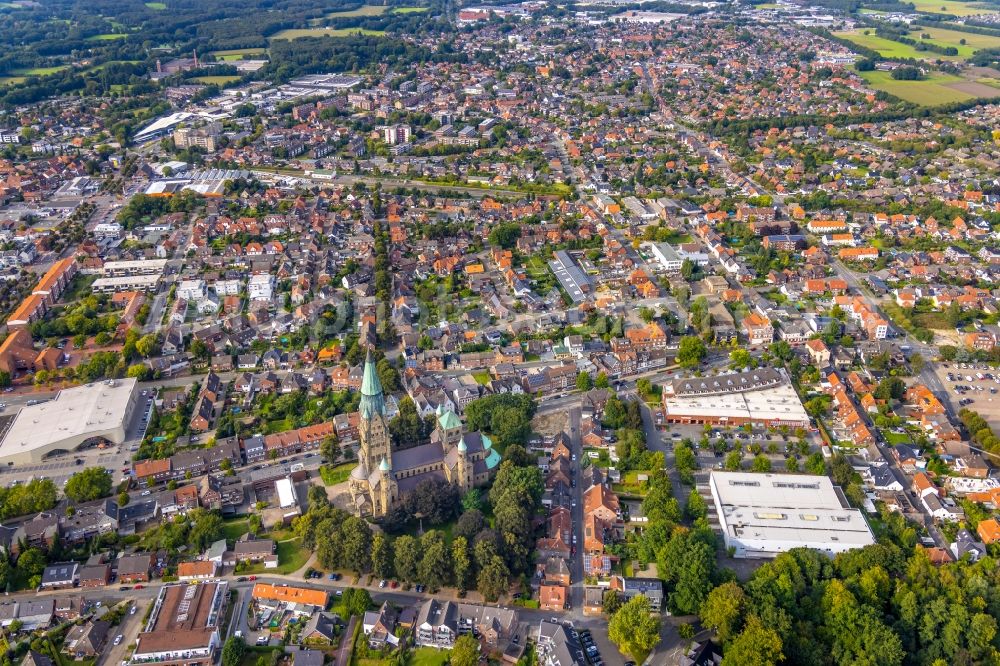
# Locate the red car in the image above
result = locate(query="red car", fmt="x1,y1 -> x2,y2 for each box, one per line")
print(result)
248,575 -> 257,581
134,584 -> 144,590
390,581 -> 398,589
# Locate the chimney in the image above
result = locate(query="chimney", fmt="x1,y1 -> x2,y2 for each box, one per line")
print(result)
156,59 -> 162,73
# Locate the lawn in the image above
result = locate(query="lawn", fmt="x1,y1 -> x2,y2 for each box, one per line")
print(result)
909,0 -> 999,15
326,4 -> 387,17
523,254 -> 550,278
0,76 -> 26,86
320,463 -> 355,486
834,30 -> 964,60
269,27 -> 386,40
223,518 -> 250,542
860,70 -> 975,105
612,470 -> 652,497
243,538 -> 310,575
392,6 -> 429,12
87,33 -> 128,41
192,75 -> 242,85
471,370 -> 491,385
406,648 -> 449,666
885,431 -> 912,445
144,1 -> 166,7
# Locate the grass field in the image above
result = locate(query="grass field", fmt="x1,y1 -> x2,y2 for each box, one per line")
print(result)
242,538 -> 310,575
10,65 -> 70,76
0,76 -> 26,86
211,47 -> 267,58
145,1 -> 166,7
392,6 -> 428,12
326,4 -> 387,17
87,33 -> 128,41
908,0 -> 999,15
223,518 -> 250,543
834,29 -> 964,60
269,27 -> 385,40
885,431 -> 912,445
192,75 -> 242,85
860,70 -> 975,104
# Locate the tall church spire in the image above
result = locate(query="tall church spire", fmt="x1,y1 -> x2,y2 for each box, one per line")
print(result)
359,351 -> 386,420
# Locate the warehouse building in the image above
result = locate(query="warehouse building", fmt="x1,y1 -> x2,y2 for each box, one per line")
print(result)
709,471 -> 875,559
0,378 -> 138,464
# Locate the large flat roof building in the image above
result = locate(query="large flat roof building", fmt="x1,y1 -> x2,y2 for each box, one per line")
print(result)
0,378 -> 138,464
548,250 -> 591,304
661,368 -> 809,428
709,471 -> 875,559
131,582 -> 228,666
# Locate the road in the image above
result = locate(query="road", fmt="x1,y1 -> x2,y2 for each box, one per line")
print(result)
99,598 -> 146,666
566,407 -> 584,615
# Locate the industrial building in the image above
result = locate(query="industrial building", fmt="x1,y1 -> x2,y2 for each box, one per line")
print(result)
661,368 -> 809,428
547,250 -> 591,304
0,378 -> 138,465
709,471 -> 876,559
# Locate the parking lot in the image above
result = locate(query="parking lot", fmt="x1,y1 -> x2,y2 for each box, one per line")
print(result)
938,362 -> 1000,429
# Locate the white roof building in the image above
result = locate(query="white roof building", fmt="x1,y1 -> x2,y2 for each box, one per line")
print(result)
709,471 -> 875,559
0,378 -> 138,464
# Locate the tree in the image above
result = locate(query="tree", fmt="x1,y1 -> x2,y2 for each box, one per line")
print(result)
751,454 -> 771,473
418,531 -> 451,591
394,535 -> 420,582
126,363 -> 152,380
874,376 -> 905,402
64,468 -> 113,502
686,488 -> 707,521
725,450 -> 742,471
450,635 -> 480,666
700,582 -> 746,644
189,510 -> 225,551
677,336 -> 706,369
136,333 -> 159,358
117,491 -> 130,506
341,588 -> 372,617
595,372 -> 610,389
320,434 -> 341,464
603,589 -> 623,615
909,352 -> 925,374
722,615 -> 783,666
477,555 -> 510,601
452,536 -> 472,592
221,636 -> 246,666
608,596 -> 661,663
371,533 -> 393,579
576,371 -> 593,392
729,348 -> 754,371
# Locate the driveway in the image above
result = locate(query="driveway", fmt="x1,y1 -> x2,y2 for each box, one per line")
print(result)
335,616 -> 357,666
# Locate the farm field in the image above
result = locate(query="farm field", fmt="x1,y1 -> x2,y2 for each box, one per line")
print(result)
834,29 -> 965,60
87,33 -> 128,41
860,70 -> 984,105
210,48 -> 267,61
269,27 -> 385,40
393,6 -> 428,12
326,4 -> 387,17
908,0 -> 1000,15
909,24 -> 1000,54
192,75 -> 242,85
144,1 -> 166,8
0,77 -> 26,86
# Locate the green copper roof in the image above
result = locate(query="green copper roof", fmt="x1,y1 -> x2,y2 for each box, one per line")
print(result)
485,448 -> 501,470
438,408 -> 461,430
359,352 -> 385,420
379,457 -> 390,472
457,437 -> 467,453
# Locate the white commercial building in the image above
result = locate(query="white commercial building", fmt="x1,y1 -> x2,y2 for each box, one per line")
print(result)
248,273 -> 275,301
662,368 -> 810,428
709,471 -> 876,559
102,259 -> 168,277
0,378 -> 138,464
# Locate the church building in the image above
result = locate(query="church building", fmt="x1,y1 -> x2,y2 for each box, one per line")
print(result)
349,353 -> 501,518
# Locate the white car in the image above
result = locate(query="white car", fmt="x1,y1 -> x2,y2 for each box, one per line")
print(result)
114,635 -> 123,646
